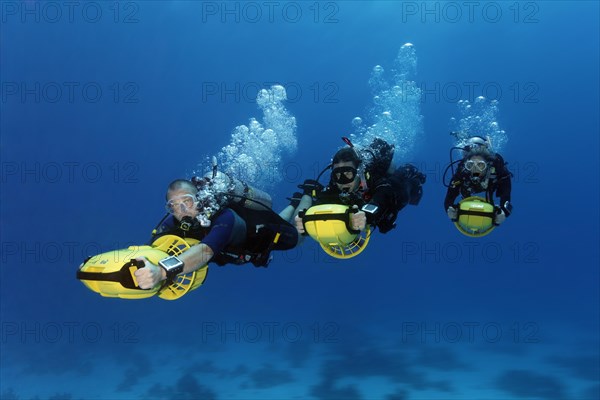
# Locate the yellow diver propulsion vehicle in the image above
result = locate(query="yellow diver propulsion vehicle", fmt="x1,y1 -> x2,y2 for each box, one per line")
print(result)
453,196 -> 497,237
76,235 -> 207,300
301,204 -> 371,259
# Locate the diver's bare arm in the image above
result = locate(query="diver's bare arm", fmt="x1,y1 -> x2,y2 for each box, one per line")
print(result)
154,243 -> 213,280
179,243 -> 214,274
134,243 -> 213,289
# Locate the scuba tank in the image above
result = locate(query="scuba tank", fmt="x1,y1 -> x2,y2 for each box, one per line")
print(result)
206,170 -> 272,211
189,157 -> 273,228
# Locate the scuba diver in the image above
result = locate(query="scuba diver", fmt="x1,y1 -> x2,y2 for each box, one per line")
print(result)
134,165 -> 299,290
294,137 -> 426,235
444,136 -> 513,225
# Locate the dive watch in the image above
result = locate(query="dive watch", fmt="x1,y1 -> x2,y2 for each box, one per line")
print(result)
361,203 -> 379,214
158,255 -> 185,281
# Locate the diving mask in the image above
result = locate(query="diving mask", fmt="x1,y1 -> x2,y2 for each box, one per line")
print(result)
332,166 -> 358,184
464,159 -> 487,173
166,194 -> 198,214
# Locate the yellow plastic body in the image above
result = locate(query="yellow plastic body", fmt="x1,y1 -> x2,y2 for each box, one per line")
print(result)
454,196 -> 496,237
303,204 -> 371,259
78,235 -> 207,300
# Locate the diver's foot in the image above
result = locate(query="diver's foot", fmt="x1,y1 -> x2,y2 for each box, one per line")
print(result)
252,252 -> 273,267
286,192 -> 303,209
298,179 -> 323,196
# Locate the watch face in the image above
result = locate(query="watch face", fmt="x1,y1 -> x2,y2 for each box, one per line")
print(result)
362,204 -> 378,213
162,257 -> 181,269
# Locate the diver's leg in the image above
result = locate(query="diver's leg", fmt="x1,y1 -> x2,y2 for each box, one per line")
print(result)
408,173 -> 425,205
294,195 -> 313,217
279,205 -> 295,223
251,214 -> 300,266
279,192 -> 312,223
287,194 -> 313,245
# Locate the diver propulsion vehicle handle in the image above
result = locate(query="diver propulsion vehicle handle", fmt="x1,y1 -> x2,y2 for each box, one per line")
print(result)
77,235 -> 209,300
300,204 -> 372,259
301,205 -> 361,235
76,258 -> 150,290
452,197 -> 498,237
129,258 -> 146,284
297,209 -> 308,236
128,259 -> 154,290
128,258 -> 152,289
300,207 -> 359,234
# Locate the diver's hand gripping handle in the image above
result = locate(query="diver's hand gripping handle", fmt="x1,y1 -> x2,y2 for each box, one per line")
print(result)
130,259 -> 145,269
297,209 -> 308,236
129,258 -> 151,290
348,205 -> 367,232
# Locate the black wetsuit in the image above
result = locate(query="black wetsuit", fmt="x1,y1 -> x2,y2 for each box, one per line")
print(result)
151,204 -> 298,267
316,164 -> 426,234
444,153 -> 512,214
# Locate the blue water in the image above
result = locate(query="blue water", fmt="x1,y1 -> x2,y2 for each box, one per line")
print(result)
2,2 -> 599,399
